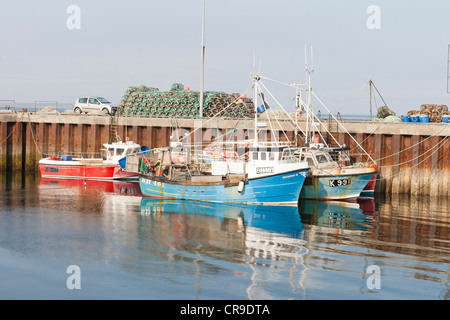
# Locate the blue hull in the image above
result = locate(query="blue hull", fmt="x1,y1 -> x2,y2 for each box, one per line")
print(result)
139,198 -> 303,237
299,173 -> 376,200
139,169 -> 309,205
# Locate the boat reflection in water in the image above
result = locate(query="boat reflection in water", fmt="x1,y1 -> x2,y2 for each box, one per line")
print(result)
298,198 -> 376,233
40,178 -> 142,196
137,197 -> 375,299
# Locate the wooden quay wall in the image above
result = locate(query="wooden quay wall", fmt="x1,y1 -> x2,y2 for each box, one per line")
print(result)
1,111 -> 449,197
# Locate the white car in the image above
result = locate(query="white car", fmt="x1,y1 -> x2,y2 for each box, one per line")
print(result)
73,97 -> 116,115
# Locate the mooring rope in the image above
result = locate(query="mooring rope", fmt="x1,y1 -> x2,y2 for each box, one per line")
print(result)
0,110 -> 26,146
377,135 -> 449,168
373,135 -> 450,181
372,124 -> 450,163
26,111 -> 45,156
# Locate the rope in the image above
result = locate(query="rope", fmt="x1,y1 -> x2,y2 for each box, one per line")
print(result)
176,83 -> 254,143
0,111 -> 26,146
372,124 -> 449,162
348,122 -> 384,154
374,135 -> 450,181
310,90 -> 375,163
27,112 -> 45,156
377,135 -> 449,168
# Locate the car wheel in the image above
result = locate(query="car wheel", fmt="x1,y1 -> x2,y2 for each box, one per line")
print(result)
74,107 -> 82,114
102,108 -> 110,115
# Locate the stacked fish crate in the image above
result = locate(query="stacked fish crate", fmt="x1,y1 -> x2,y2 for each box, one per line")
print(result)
407,104 -> 449,123
116,84 -> 255,119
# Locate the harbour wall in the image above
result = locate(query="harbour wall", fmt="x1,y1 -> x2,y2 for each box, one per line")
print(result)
1,111 -> 449,197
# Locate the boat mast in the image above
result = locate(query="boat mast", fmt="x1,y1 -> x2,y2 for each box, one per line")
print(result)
305,45 -> 314,145
295,86 -> 301,146
253,73 -> 259,147
199,0 -> 206,118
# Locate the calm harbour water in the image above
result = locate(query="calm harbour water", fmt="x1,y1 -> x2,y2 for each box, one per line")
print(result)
0,173 -> 449,300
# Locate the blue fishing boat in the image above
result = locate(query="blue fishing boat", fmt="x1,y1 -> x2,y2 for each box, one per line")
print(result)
139,144 -> 309,205
296,147 -> 378,200
138,74 -> 310,205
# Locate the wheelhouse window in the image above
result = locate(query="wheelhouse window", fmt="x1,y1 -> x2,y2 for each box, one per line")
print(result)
316,154 -> 329,164
306,157 -> 315,167
126,148 -> 137,155
115,148 -> 125,156
260,152 -> 266,160
252,152 -> 258,160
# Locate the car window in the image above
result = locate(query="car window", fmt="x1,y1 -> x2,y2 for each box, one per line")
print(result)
89,98 -> 99,104
97,97 -> 110,104
79,98 -> 87,104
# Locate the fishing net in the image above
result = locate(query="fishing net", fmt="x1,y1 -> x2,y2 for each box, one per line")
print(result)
117,83 -> 255,119
376,105 -> 396,119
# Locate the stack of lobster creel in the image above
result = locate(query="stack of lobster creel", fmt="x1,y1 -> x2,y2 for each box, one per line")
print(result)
406,104 -> 449,123
116,83 -> 255,119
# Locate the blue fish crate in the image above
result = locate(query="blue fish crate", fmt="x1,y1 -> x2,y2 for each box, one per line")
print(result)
410,115 -> 420,123
401,115 -> 411,122
61,155 -> 73,161
419,115 -> 429,123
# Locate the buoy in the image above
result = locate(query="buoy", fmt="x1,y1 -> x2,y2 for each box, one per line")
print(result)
184,87 -> 190,91
238,180 -> 245,193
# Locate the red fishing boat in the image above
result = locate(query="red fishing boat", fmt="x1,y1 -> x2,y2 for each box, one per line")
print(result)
39,140 -> 147,180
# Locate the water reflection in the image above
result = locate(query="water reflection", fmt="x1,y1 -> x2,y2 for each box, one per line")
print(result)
138,198 -> 308,299
299,199 -> 376,232
0,174 -> 448,299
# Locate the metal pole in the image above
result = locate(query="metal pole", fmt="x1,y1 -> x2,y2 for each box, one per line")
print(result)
199,0 -> 205,118
253,76 -> 258,147
369,80 -> 373,120
447,45 -> 450,94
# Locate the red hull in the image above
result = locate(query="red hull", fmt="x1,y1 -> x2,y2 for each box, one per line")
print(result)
361,174 -> 377,195
40,178 -> 142,195
39,161 -> 137,180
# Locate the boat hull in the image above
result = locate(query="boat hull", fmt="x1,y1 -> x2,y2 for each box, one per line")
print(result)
360,174 -> 377,197
139,169 -> 309,205
299,172 -> 376,200
39,159 -> 137,180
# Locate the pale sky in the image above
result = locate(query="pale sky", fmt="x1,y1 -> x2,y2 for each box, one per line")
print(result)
0,0 -> 449,115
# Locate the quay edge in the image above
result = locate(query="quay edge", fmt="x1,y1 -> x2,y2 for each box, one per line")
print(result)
1,112 -> 449,197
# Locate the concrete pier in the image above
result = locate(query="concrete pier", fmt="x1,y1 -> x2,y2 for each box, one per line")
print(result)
1,111 -> 449,196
